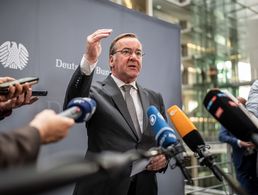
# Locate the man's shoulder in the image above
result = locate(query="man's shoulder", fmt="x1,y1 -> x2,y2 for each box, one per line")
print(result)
91,75 -> 112,87
90,80 -> 105,90
142,87 -> 158,94
140,86 -> 163,100
140,85 -> 160,94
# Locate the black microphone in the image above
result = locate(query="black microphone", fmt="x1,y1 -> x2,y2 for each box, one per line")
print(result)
203,89 -> 258,146
0,150 -> 148,195
60,97 -> 96,122
167,105 -> 223,182
147,105 -> 193,184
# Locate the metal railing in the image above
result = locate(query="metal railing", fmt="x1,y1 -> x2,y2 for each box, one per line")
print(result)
183,142 -> 236,195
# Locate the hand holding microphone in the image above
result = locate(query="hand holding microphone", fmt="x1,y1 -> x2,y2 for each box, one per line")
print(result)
146,154 -> 167,171
29,110 -> 75,144
60,97 -> 96,122
147,105 -> 193,184
30,97 -> 96,144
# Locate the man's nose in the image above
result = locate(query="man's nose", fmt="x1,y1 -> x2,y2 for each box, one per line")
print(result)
129,52 -> 138,59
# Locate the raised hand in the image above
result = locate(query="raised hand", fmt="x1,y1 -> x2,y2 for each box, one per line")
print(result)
85,29 -> 112,64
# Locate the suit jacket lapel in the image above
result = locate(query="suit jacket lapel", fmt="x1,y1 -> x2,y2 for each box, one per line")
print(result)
102,75 -> 139,141
138,84 -> 150,133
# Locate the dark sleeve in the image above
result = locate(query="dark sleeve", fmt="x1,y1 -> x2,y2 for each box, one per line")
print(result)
218,126 -> 238,148
63,67 -> 94,110
0,109 -> 12,120
0,126 -> 41,168
157,93 -> 170,173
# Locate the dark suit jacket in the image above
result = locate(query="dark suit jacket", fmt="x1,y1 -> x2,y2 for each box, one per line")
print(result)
219,126 -> 258,194
64,68 -> 166,195
0,126 -> 40,168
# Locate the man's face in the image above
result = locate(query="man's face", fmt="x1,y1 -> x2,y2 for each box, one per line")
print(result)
109,37 -> 143,83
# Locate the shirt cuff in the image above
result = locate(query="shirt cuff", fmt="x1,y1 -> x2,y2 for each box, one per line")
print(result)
237,139 -> 241,148
80,55 -> 97,75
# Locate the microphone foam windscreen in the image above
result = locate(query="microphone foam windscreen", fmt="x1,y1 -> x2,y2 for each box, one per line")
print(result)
203,89 -> 258,141
182,130 -> 205,152
167,105 -> 197,137
167,105 -> 205,152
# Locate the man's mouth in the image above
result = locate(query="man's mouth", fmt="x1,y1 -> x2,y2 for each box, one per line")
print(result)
128,64 -> 137,69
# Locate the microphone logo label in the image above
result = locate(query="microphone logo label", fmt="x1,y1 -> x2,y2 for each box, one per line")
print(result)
149,114 -> 156,126
168,109 -> 177,116
215,107 -> 224,118
73,99 -> 85,104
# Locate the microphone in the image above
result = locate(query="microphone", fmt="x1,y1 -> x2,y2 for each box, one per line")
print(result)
60,97 -> 96,122
147,105 -> 193,184
203,89 -> 258,146
147,105 -> 177,147
0,150 -> 148,195
167,105 -> 223,182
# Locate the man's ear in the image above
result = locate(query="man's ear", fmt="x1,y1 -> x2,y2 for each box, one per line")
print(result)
109,55 -> 114,66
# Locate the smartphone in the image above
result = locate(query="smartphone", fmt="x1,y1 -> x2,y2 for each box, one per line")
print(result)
32,90 -> 48,96
0,77 -> 39,95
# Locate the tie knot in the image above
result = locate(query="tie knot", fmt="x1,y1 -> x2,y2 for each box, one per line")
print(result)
121,85 -> 132,93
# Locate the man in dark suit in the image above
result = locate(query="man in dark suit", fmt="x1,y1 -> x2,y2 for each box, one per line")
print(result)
218,97 -> 258,195
64,29 -> 168,195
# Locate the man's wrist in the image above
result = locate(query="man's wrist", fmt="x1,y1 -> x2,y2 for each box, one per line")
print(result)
80,55 -> 98,75
237,139 -> 242,148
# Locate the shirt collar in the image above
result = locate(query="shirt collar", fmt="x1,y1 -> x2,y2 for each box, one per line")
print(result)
111,74 -> 138,90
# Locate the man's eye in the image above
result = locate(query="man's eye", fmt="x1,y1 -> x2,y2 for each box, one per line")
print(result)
136,51 -> 142,56
122,50 -> 131,54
